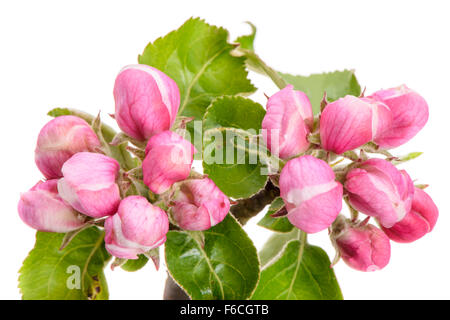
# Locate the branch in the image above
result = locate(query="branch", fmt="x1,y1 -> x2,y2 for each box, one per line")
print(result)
163,275 -> 190,300
230,180 -> 280,225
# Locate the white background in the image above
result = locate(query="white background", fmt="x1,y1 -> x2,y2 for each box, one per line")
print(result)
1,0 -> 449,300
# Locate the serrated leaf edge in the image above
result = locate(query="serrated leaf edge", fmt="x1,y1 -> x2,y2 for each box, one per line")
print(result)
201,95 -> 268,199
164,214 -> 261,300
138,17 -> 256,117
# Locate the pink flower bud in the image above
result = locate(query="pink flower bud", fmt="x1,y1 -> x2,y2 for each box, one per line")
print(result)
334,223 -> 391,272
262,85 -> 313,159
143,131 -> 196,194
381,187 -> 438,243
113,64 -> 180,141
320,96 -> 392,154
57,152 -> 121,218
370,85 -> 429,148
104,196 -> 168,259
18,180 -> 85,233
279,155 -> 343,233
345,158 -> 414,228
171,178 -> 230,231
35,116 -> 101,179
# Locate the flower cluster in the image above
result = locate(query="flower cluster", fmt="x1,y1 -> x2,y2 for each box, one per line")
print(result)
18,62 -> 438,273
18,65 -> 230,260
263,85 -> 438,272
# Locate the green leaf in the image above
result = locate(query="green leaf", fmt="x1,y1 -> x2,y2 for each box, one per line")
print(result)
235,22 -> 256,51
236,51 -> 288,90
252,233 -> 342,300
257,197 -> 294,233
121,254 -> 149,272
202,96 -> 268,199
47,108 -> 138,170
259,229 -> 299,267
280,70 -> 361,114
392,151 -> 423,165
234,23 -> 288,90
165,215 -> 260,300
19,227 -> 111,300
139,17 -> 256,122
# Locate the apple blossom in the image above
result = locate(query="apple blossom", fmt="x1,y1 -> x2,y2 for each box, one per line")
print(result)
334,221 -> 391,272
18,180 -> 85,233
279,155 -> 343,233
113,64 -> 180,141
345,158 -> 415,228
104,196 -> 169,259
35,115 -> 101,179
381,187 -> 438,243
57,152 -> 121,218
171,177 -> 230,231
371,85 -> 429,148
143,130 -> 195,194
320,96 -> 392,154
262,85 -> 313,159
